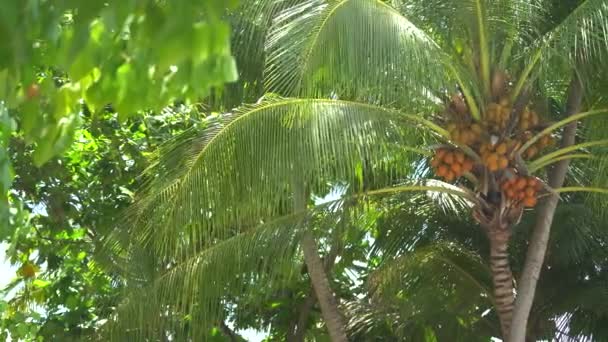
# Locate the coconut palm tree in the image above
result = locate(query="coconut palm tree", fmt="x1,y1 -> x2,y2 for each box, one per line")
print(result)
103,0 -> 608,340
346,184 -> 608,341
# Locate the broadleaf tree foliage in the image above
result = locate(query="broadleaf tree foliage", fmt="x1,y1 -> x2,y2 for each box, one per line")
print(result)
0,0 -> 239,232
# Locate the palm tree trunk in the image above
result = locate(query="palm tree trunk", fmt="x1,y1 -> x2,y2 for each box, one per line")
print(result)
293,182 -> 348,342
300,231 -> 348,342
288,243 -> 340,342
489,236 -> 515,339
509,73 -> 583,342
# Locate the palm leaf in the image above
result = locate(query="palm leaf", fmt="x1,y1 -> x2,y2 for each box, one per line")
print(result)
264,0 -> 448,108
367,241 -> 497,339
517,0 -> 608,88
124,96 -> 452,262
518,108 -> 608,154
103,181 -> 475,340
103,211 -> 306,340
542,0 -> 608,64
217,0 -> 304,108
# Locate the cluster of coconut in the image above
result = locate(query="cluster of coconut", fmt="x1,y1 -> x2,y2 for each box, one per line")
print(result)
430,148 -> 474,182
501,176 -> 541,208
430,71 -> 556,208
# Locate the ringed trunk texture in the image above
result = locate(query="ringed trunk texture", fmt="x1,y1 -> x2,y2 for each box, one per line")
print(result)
300,231 -> 348,342
508,74 -> 583,341
487,227 -> 515,339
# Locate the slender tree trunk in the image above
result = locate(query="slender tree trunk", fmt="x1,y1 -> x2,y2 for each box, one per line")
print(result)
288,245 -> 340,342
300,231 -> 348,342
508,74 -> 583,341
485,222 -> 515,339
293,182 -> 348,342
490,237 -> 515,338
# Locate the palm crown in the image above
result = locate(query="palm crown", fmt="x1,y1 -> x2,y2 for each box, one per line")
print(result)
103,0 -> 608,340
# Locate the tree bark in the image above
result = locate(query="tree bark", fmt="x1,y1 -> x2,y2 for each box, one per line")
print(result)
293,183 -> 348,342
300,231 -> 348,342
508,74 -> 583,341
489,235 -> 515,338
288,245 -> 340,342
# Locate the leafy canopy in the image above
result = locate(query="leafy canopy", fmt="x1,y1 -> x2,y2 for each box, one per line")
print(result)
0,0 -> 240,232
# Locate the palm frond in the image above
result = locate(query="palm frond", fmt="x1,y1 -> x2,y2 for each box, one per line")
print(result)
390,0 -> 545,57
529,153 -> 593,173
519,108 -> 608,153
264,0 -> 448,108
215,0 -> 304,108
367,188 -> 482,263
123,97 -> 448,262
102,181 -> 477,340
369,242 -> 492,299
343,299 -> 408,339
102,209 -> 306,341
523,0 -> 608,82
529,139 -> 608,171
367,241 -> 497,338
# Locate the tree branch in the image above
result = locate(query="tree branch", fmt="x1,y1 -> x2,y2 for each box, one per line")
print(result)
287,288 -> 317,342
508,73 -> 584,341
219,321 -> 240,342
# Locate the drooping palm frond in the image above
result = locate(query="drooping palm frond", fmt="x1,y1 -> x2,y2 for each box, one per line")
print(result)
102,181 -> 477,340
121,96 -> 448,262
369,241 -> 492,298
343,299 -> 407,340
366,189 -> 474,261
215,0 -> 305,108
518,0 -> 608,89
545,0 -> 608,64
264,0 -> 449,108
102,208 -> 306,341
332,191 -> 494,340
366,241 -> 497,339
391,0 -> 545,59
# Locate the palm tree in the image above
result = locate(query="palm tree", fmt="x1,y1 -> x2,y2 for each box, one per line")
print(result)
103,0 -> 608,340
345,187 -> 608,340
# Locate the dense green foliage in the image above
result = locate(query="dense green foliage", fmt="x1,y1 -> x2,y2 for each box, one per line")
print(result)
0,0 -> 239,232
1,107 -> 201,340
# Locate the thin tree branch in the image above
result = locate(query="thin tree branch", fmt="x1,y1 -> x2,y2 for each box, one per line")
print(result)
219,321 -> 240,342
287,288 -> 317,342
509,72 -> 584,341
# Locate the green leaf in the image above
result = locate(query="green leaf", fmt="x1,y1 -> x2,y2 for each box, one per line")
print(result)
119,186 -> 134,199
65,295 -> 79,310
19,100 -> 42,142
32,279 -> 51,288
54,83 -> 81,119
76,251 -> 87,261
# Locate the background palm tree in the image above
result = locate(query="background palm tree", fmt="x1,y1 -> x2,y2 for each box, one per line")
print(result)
102,0 -> 608,340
